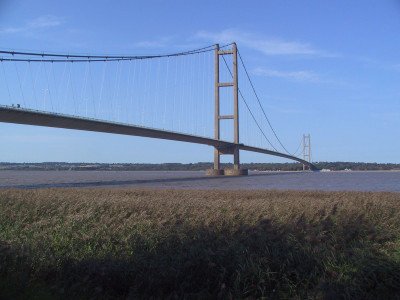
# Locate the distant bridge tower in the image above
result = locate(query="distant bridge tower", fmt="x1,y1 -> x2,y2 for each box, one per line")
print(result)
302,134 -> 312,170
207,43 -> 248,176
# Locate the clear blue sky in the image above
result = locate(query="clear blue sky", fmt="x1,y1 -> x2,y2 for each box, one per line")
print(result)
0,0 -> 399,163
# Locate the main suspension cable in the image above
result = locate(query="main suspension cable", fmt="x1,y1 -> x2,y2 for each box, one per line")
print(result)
0,43 -> 234,63
221,55 -> 278,151
291,137 -> 303,157
237,49 -> 292,155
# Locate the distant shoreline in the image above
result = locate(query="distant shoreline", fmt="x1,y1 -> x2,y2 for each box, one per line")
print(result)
2,169 -> 400,172
0,162 -> 399,172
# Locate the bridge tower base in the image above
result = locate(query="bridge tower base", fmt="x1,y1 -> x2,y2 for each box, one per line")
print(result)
205,168 -> 249,176
205,169 -> 225,176
224,168 -> 248,176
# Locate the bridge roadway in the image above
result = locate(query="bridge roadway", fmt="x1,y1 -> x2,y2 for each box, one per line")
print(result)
0,105 -> 317,170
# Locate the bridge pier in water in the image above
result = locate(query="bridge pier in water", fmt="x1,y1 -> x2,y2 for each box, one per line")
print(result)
207,43 -> 248,176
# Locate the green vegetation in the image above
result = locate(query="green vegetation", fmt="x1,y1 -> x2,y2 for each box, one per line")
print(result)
0,189 -> 399,299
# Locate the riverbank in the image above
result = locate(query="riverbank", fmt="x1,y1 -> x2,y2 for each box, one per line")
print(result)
1,189 -> 399,298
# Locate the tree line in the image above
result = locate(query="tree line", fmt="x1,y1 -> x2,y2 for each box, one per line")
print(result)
0,162 -> 399,171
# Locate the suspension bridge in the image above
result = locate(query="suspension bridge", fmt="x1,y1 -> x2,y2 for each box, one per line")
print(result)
0,43 -> 317,174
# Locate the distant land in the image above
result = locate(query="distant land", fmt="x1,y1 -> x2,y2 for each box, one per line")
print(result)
0,162 -> 399,171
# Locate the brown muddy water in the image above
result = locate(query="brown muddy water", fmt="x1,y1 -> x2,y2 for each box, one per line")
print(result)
0,170 -> 399,191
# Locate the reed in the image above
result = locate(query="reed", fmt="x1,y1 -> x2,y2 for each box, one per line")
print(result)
0,189 -> 399,299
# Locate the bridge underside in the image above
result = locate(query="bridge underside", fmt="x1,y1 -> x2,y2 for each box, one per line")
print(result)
0,105 -> 317,171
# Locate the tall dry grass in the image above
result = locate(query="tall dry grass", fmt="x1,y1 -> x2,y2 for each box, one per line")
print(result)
0,189 -> 399,299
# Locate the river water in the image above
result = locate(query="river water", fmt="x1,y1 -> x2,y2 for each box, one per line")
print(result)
0,170 -> 399,192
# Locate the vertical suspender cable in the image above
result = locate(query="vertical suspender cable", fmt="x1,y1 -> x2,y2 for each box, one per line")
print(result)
99,60 -> 107,120
129,59 -> 136,124
28,62 -> 38,106
81,62 -> 89,117
201,51 -> 206,136
221,55 -> 278,151
172,57 -> 178,131
137,60 -> 143,124
111,60 -> 120,121
1,62 -> 12,103
237,49 -> 293,155
88,62 -> 96,118
125,60 -> 132,123
13,60 -> 26,107
154,58 -> 160,128
43,60 -> 54,111
163,57 -> 169,129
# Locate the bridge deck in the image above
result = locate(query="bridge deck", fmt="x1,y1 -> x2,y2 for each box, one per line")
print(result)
0,105 -> 316,170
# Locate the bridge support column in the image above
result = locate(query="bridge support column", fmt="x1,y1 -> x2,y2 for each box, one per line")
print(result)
207,43 -> 248,176
232,43 -> 240,171
208,43 -> 223,176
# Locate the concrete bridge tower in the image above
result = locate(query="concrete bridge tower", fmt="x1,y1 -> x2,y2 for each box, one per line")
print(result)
302,134 -> 312,171
207,43 -> 248,176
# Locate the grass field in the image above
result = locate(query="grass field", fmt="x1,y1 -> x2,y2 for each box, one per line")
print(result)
0,189 -> 399,299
